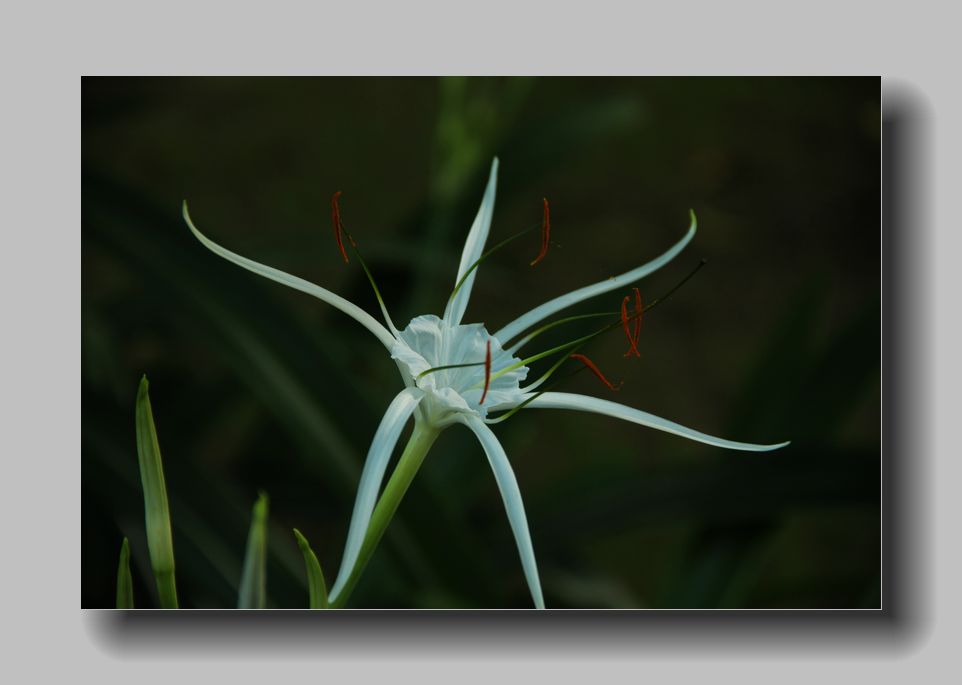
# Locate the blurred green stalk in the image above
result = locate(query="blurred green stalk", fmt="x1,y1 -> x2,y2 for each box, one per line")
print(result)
238,493 -> 270,609
293,528 -> 329,609
135,376 -> 179,608
115,537 -> 134,609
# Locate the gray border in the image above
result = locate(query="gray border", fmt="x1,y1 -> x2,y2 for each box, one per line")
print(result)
83,80 -> 921,661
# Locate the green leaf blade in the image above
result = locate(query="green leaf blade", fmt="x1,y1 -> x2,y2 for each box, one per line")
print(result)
293,528 -> 329,609
115,537 -> 134,609
238,493 -> 270,609
134,375 -> 179,608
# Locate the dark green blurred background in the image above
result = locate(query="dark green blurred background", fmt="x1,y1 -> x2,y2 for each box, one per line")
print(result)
82,77 -> 880,609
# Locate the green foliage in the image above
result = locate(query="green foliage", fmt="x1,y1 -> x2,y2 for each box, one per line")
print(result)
238,493 -> 270,609
115,537 -> 134,609
293,529 -> 329,609
134,376 -> 178,608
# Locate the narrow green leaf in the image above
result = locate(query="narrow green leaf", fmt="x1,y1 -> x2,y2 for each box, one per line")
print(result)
134,375 -> 179,608
293,528 -> 329,609
238,492 -> 269,609
115,537 -> 134,609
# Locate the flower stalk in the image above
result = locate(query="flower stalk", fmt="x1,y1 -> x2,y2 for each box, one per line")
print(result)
329,422 -> 440,608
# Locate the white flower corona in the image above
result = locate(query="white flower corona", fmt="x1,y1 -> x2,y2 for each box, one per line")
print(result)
183,157 -> 789,609
391,315 -> 527,424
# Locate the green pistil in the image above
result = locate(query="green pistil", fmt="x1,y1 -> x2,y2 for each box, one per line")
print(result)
644,258 -> 707,311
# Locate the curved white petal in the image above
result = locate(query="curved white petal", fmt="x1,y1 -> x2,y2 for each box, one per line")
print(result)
524,392 -> 790,452
460,414 -> 545,609
495,211 -> 697,346
183,202 -> 397,350
442,158 -> 499,326
329,387 -> 425,602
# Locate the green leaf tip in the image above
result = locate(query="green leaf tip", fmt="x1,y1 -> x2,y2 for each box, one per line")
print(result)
134,376 -> 179,608
253,491 -> 269,518
115,537 -> 134,609
137,375 -> 150,406
238,493 -> 270,609
293,528 -> 329,609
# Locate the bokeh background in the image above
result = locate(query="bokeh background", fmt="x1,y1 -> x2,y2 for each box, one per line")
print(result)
82,77 -> 880,609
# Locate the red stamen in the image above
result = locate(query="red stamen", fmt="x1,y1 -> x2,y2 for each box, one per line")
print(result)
621,288 -> 644,358
479,340 -> 493,404
529,197 -> 551,266
331,191 -> 350,263
570,353 -> 622,391
621,295 -> 641,358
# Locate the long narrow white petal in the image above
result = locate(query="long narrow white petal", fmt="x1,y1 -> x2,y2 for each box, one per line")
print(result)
442,158 -> 499,326
183,202 -> 397,350
524,392 -> 790,452
494,211 -> 697,345
460,414 -> 545,609
329,387 -> 424,601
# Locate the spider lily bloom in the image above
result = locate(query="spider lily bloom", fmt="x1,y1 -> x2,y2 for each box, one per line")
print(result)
182,158 -> 789,609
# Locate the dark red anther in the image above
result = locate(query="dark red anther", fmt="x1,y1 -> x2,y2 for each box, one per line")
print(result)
331,191 -> 349,263
331,191 -> 350,263
622,287 -> 642,358
529,197 -> 551,266
570,353 -> 622,391
620,296 -> 637,358
479,340 -> 493,404
621,304 -> 640,358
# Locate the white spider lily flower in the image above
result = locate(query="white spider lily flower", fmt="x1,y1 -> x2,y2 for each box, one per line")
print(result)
183,157 -> 789,609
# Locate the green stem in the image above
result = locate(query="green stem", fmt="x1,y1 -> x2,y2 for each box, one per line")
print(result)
330,422 -> 440,608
